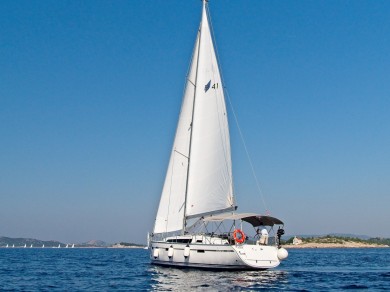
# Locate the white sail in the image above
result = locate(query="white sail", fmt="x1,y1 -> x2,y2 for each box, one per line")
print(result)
153,1 -> 234,234
153,19 -> 200,235
186,3 -> 234,218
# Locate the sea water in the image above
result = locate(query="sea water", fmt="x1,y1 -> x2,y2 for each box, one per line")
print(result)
0,248 -> 389,291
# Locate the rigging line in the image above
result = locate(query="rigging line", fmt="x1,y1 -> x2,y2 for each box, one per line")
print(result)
208,4 -> 266,211
224,88 -> 269,212
207,1 -> 268,210
174,149 -> 189,159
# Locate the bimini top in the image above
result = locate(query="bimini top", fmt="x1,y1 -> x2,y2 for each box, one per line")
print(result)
203,213 -> 284,227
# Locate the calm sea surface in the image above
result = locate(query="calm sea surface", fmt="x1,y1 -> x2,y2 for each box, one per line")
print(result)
0,248 -> 389,291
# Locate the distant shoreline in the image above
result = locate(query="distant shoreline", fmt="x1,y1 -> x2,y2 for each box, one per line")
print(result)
285,242 -> 389,249
0,246 -> 146,249
108,245 -> 146,249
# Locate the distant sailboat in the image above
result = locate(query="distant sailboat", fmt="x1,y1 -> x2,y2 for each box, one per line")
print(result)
58,244 -> 61,248
149,0 -> 288,270
24,244 -> 27,248
71,244 -> 75,248
30,244 -> 33,248
12,244 -> 15,248
42,244 -> 45,248
65,244 -> 68,248
6,244 -> 8,248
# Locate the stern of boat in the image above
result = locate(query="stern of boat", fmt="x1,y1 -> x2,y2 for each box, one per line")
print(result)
232,244 -> 288,269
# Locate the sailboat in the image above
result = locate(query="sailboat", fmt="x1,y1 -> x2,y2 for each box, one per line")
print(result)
149,0 -> 288,270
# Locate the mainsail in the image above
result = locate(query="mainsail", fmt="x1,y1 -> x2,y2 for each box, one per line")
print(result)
153,1 -> 235,235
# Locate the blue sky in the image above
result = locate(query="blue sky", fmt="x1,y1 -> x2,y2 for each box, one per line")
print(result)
1,0 -> 389,244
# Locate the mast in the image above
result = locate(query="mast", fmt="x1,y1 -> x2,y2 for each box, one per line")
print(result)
182,0 -> 206,234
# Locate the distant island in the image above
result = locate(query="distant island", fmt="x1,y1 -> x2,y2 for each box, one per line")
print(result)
0,236 -> 65,248
283,235 -> 390,248
78,240 -> 144,248
109,242 -> 145,248
0,236 -> 145,248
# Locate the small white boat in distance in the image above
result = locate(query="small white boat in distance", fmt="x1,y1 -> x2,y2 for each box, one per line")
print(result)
30,244 -> 33,248
71,244 -> 75,248
42,244 -> 45,248
12,244 -> 15,248
149,0 -> 288,270
65,244 -> 68,248
24,244 -> 27,248
58,244 -> 61,248
6,244 -> 8,248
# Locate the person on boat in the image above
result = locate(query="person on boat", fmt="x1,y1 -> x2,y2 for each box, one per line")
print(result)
258,227 -> 269,245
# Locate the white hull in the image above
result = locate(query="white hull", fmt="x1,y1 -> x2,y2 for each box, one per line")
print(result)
150,241 -> 280,270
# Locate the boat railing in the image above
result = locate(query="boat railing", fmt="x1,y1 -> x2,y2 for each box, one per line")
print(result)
152,232 -> 278,246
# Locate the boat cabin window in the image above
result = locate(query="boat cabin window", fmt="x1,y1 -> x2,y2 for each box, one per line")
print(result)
166,238 -> 192,243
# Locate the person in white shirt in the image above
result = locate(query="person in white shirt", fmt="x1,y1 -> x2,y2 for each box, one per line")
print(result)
258,227 -> 269,245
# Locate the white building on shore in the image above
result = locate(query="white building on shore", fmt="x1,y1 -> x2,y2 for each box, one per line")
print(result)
293,236 -> 303,245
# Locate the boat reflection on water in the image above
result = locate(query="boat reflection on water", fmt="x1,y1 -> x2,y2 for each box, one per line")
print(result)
149,265 -> 288,290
